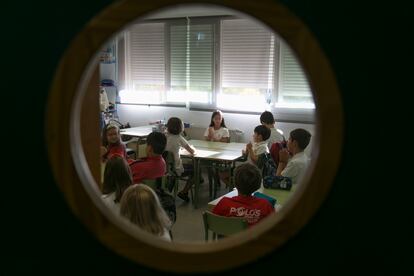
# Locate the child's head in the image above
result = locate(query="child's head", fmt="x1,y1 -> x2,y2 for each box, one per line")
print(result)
166,117 -> 184,135
102,156 -> 132,202
146,131 -> 167,156
120,184 -> 171,236
209,110 -> 226,128
235,163 -> 262,196
102,124 -> 121,146
260,111 -> 275,126
253,125 -> 271,142
288,128 -> 311,152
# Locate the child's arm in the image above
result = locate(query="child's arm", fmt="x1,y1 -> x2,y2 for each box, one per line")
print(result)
100,146 -> 107,157
183,144 -> 196,155
246,142 -> 259,163
205,127 -> 214,141
218,137 -> 230,143
276,149 -> 289,176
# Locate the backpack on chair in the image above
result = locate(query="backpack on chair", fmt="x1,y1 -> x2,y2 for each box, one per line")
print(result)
257,152 -> 277,179
258,152 -> 292,191
269,140 -> 287,167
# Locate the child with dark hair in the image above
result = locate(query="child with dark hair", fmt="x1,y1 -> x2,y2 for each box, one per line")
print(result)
165,117 -> 197,202
129,131 -> 167,184
212,163 -> 274,226
260,111 -> 285,149
204,110 -> 230,143
165,117 -> 196,176
244,125 -> 271,165
277,128 -> 311,185
101,156 -> 133,213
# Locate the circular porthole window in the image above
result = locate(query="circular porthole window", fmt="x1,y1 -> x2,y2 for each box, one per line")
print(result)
46,0 -> 343,273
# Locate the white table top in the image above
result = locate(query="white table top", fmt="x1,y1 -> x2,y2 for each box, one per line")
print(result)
180,140 -> 246,161
119,126 -> 154,137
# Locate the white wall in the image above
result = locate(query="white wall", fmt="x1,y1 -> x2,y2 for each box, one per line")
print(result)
117,104 -> 316,157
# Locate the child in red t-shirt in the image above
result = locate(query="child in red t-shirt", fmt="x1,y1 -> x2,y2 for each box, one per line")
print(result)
101,124 -> 132,163
129,131 -> 167,184
212,163 -> 274,226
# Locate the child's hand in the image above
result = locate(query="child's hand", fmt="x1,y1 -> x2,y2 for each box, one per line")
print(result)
208,127 -> 214,139
279,149 -> 289,163
246,142 -> 253,151
100,146 -> 107,157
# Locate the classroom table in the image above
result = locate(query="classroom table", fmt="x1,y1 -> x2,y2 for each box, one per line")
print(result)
119,126 -> 154,157
180,140 -> 246,208
207,185 -> 297,211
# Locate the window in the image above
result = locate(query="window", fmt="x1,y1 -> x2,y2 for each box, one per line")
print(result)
169,19 -> 215,105
278,41 -> 313,108
122,17 -> 314,114
124,23 -> 165,104
219,19 -> 274,112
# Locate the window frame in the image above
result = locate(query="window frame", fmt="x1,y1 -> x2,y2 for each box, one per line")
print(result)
123,16 -> 315,123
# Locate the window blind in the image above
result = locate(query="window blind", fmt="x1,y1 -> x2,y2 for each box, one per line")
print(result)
129,23 -> 165,89
279,41 -> 312,103
221,19 -> 274,89
170,22 -> 214,100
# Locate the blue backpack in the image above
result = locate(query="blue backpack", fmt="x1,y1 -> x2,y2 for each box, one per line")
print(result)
258,153 -> 277,178
258,153 -> 292,191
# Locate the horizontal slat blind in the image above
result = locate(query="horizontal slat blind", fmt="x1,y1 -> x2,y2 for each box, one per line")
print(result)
279,41 -> 312,100
189,24 -> 213,92
170,23 -> 213,92
170,24 -> 187,89
221,19 -> 273,89
129,23 -> 165,87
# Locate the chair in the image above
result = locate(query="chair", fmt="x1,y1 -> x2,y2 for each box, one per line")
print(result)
126,147 -> 136,159
202,211 -> 248,241
141,177 -> 163,191
162,151 -> 192,198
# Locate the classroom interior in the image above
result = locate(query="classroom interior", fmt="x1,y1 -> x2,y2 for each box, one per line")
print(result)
96,4 -> 316,243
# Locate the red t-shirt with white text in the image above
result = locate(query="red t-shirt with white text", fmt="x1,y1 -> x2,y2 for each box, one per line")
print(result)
212,195 -> 274,226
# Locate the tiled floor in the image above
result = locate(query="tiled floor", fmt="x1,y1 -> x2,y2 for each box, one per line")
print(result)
171,172 -> 230,243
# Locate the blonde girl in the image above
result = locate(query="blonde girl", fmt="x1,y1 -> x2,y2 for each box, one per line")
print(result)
120,184 -> 172,241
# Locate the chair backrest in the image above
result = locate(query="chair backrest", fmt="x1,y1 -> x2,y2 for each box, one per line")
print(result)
141,177 -> 163,190
162,151 -> 178,176
202,211 -> 248,241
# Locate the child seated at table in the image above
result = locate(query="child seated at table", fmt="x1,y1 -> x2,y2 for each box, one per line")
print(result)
260,111 -> 285,150
212,163 -> 274,226
244,125 -> 271,166
101,155 -> 133,214
129,131 -> 167,184
165,117 -> 197,202
101,124 -> 130,162
165,117 -> 196,176
203,110 -> 232,190
204,110 -> 230,143
276,128 -> 311,185
120,184 -> 172,241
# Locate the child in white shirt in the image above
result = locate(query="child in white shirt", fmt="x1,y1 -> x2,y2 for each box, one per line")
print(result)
165,117 -> 197,202
244,125 -> 271,166
165,117 -> 196,176
277,128 -> 311,185
260,111 -> 285,150
204,110 -> 230,143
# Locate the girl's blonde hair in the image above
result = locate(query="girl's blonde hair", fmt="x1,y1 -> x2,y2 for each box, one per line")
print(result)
102,123 -> 120,147
120,184 -> 171,236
